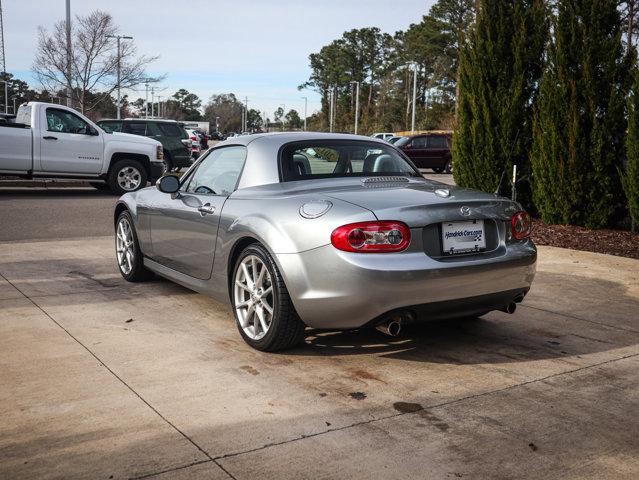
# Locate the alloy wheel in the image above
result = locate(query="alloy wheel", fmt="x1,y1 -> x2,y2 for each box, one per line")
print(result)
234,255 -> 274,340
116,217 -> 135,275
117,166 -> 142,191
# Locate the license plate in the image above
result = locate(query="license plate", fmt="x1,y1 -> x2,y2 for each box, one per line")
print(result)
441,220 -> 486,255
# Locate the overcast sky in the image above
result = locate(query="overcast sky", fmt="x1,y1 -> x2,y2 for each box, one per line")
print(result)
4,0 -> 435,117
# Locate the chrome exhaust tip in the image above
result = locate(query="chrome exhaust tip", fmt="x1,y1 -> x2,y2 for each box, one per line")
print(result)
375,314 -> 404,337
500,302 -> 517,314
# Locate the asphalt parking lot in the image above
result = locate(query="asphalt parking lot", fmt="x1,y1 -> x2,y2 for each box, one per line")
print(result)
1,183 -> 638,479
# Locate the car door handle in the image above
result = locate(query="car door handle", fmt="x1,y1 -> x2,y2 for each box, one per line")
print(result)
198,203 -> 215,216
43,136 -> 58,140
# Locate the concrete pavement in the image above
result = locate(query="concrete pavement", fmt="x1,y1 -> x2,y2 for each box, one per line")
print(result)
1,235 -> 638,479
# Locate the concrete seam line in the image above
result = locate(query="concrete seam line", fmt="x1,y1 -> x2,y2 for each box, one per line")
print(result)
213,350 -> 639,462
129,460 -> 214,480
0,273 -> 227,477
520,303 -> 639,335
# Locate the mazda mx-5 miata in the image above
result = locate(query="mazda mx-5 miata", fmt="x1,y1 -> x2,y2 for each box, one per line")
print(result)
113,133 -> 536,351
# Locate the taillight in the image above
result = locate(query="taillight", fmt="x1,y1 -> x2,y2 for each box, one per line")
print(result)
331,221 -> 410,252
190,136 -> 197,141
511,211 -> 532,240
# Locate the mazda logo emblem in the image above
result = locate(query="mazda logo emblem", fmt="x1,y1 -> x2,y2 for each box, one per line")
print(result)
460,206 -> 471,216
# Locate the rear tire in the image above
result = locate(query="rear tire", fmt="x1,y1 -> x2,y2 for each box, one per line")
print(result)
444,159 -> 453,174
108,159 -> 148,194
432,167 -> 443,174
115,211 -> 153,282
231,244 -> 305,351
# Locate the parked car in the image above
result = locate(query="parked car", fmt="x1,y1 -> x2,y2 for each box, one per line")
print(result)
113,132 -> 536,352
209,131 -> 225,141
194,129 -> 209,150
97,118 -> 192,172
184,128 -> 202,158
396,132 -> 453,173
388,136 -> 405,144
0,102 -> 164,194
371,132 -> 394,141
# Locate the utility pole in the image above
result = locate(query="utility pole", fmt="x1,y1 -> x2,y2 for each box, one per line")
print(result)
350,81 -> 360,135
65,0 -> 72,107
0,0 -> 8,114
411,63 -> 417,133
215,116 -> 219,132
144,83 -> 149,118
157,95 -> 163,118
301,96 -> 307,131
150,86 -> 155,117
106,34 -> 133,119
328,88 -> 334,133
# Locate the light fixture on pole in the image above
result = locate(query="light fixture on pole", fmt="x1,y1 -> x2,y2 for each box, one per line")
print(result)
106,34 -> 133,119
301,96 -> 307,131
350,81 -> 360,135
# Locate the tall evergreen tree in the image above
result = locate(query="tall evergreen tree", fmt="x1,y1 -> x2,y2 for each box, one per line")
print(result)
453,0 -> 547,200
623,68 -> 639,231
531,0 -> 632,228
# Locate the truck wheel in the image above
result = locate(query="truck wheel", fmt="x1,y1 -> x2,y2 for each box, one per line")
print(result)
232,244 -> 306,352
108,160 -> 148,194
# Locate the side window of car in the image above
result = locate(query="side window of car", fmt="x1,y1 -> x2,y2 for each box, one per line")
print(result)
184,146 -> 247,196
122,122 -> 147,136
428,136 -> 447,149
46,108 -> 90,134
412,137 -> 427,148
99,121 -> 122,133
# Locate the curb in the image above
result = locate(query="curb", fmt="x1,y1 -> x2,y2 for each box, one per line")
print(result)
0,179 -> 92,188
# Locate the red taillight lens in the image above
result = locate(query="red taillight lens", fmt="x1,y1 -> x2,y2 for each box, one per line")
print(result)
511,211 -> 532,240
190,136 -> 197,141
331,221 -> 410,252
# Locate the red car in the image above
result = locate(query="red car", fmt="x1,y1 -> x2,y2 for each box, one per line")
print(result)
396,132 -> 453,173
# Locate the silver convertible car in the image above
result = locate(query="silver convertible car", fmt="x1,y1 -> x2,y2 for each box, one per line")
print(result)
114,133 -> 536,351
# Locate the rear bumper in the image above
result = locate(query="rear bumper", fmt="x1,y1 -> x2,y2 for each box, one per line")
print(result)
275,240 -> 537,329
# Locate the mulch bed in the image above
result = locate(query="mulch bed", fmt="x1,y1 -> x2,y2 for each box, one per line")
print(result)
532,219 -> 639,259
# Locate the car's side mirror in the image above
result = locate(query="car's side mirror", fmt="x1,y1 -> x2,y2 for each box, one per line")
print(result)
87,126 -> 99,136
157,175 -> 180,194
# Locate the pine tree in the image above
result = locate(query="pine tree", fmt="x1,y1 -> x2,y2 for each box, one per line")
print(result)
623,69 -> 639,232
531,0 -> 631,228
453,0 -> 547,200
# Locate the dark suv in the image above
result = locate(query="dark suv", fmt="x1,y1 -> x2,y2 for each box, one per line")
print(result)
97,119 -> 193,171
396,132 -> 452,173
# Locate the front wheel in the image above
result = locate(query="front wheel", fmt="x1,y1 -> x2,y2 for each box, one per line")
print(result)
432,167 -> 443,174
232,244 -> 305,351
108,159 -> 148,194
115,211 -> 153,282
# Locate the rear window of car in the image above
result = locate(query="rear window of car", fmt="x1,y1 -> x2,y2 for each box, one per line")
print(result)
279,140 -> 419,181
157,123 -> 183,137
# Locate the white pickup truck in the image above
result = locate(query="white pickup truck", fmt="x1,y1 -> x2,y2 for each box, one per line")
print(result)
0,102 -> 165,194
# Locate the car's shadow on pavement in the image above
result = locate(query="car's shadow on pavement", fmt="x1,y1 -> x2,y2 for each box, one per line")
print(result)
0,187 -> 116,198
292,271 -> 639,365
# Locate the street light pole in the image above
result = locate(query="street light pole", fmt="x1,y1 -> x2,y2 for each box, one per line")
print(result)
301,96 -> 307,131
157,95 -> 162,117
65,0 -> 72,107
411,63 -> 417,133
106,34 -> 133,119
350,81 -> 360,135
328,88 -> 334,133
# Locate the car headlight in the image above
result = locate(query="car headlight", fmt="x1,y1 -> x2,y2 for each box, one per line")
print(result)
156,145 -> 164,160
